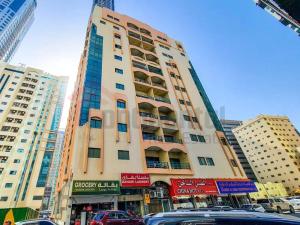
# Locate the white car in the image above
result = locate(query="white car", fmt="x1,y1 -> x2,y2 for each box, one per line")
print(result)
241,204 -> 266,213
283,197 -> 300,210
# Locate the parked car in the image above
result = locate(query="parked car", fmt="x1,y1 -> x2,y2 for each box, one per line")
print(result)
257,198 -> 295,213
145,211 -> 300,225
214,206 -> 233,210
89,210 -> 144,225
241,204 -> 265,213
283,197 -> 300,210
15,220 -> 56,225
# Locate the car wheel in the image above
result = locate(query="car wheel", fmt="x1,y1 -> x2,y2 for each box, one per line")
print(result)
277,207 -> 283,214
290,206 -> 295,214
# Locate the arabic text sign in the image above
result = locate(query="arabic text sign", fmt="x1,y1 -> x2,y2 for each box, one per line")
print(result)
121,173 -> 151,187
216,180 -> 258,194
170,178 -> 218,196
72,180 -> 120,195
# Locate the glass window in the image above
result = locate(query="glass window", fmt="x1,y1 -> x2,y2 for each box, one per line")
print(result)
116,83 -> 125,90
183,115 -> 191,121
197,135 -> 206,143
115,68 -> 123,74
206,158 -> 215,166
5,183 -> 12,188
117,100 -> 126,109
88,148 -> 101,158
14,159 -> 20,163
118,123 -> 127,132
91,118 -> 102,129
198,157 -> 207,166
0,197 -> 8,201
115,44 -> 122,49
114,55 -> 122,61
9,170 -> 17,175
118,150 -> 130,160
190,134 -> 198,142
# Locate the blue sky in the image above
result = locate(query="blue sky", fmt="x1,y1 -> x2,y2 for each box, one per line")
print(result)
12,0 -> 300,129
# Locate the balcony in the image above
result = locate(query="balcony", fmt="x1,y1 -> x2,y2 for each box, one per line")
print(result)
170,162 -> 191,170
140,112 -> 158,119
134,78 -> 151,85
147,161 -> 169,169
136,92 -> 154,100
132,60 -> 148,71
164,136 -> 183,144
160,115 -> 176,123
143,134 -> 163,142
155,96 -> 171,104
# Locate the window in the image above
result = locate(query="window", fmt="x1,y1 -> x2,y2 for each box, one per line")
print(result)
190,134 -> 198,142
117,100 -> 126,109
32,196 -> 43,200
116,83 -> 125,90
0,197 -> 8,201
198,157 -> 207,166
179,100 -> 185,105
198,157 -> 215,166
9,170 -> 17,175
118,123 -> 127,132
197,135 -> 206,143
206,158 -> 215,166
113,26 -> 120,30
14,159 -> 20,163
118,150 -> 130,160
115,44 -> 122,49
5,183 -> 12,188
183,115 -> 191,121
21,139 -> 27,143
90,118 -> 102,129
192,117 -> 198,122
100,20 -> 106,24
114,55 -> 122,61
17,149 -> 24,153
115,68 -> 124,74
88,148 -> 101,158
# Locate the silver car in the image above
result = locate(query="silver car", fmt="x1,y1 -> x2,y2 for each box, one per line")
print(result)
257,198 -> 295,213
15,220 -> 56,225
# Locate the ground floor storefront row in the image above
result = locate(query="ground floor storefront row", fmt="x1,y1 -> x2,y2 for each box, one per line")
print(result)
54,174 -> 258,225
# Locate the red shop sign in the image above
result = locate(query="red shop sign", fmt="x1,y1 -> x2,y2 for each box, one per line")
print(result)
121,173 -> 151,187
170,178 -> 218,196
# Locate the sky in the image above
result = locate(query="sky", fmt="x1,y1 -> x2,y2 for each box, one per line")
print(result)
12,0 -> 300,129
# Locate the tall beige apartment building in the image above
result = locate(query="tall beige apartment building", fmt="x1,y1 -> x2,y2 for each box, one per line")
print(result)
55,6 -> 255,223
233,115 -> 300,194
0,62 -> 67,210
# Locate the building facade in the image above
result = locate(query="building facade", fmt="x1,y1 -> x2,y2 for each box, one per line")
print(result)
0,0 -> 37,62
0,62 -> 67,210
254,0 -> 300,36
54,6 -> 252,223
221,119 -> 257,181
93,0 -> 114,11
233,115 -> 300,194
250,182 -> 288,199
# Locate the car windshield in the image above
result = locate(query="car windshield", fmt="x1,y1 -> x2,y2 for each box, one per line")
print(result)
257,199 -> 269,203
93,213 -> 105,220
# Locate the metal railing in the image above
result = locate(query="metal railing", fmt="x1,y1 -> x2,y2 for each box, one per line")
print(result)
164,137 -> 183,144
152,82 -> 166,89
135,78 -> 150,84
171,162 -> 191,170
155,96 -> 171,103
160,115 -> 176,122
139,112 -> 158,119
136,92 -> 154,100
147,161 -> 169,169
143,135 -> 163,142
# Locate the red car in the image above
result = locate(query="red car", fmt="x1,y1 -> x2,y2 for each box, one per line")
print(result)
89,210 -> 144,225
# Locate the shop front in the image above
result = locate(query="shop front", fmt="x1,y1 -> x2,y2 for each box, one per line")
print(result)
170,178 -> 219,209
69,180 -> 120,225
215,179 -> 258,207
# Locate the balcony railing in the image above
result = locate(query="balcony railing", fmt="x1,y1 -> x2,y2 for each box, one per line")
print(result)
171,162 -> 191,170
135,78 -> 151,85
155,96 -> 171,104
136,93 -> 154,100
152,82 -> 166,89
164,137 -> 183,144
143,134 -> 163,142
139,112 -> 158,119
160,116 -> 176,122
132,61 -> 148,71
147,161 -> 169,169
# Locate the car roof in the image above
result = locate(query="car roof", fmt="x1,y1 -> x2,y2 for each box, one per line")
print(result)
15,220 -> 53,224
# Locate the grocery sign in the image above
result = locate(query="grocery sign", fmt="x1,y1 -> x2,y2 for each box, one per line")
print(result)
72,180 -> 120,195
216,180 -> 258,194
170,178 -> 219,196
121,173 -> 151,187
